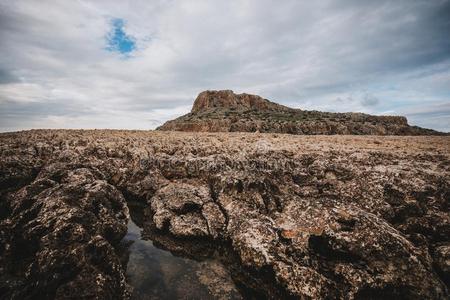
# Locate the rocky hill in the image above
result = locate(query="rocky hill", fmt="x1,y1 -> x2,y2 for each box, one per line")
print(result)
158,90 -> 443,135
0,130 -> 449,299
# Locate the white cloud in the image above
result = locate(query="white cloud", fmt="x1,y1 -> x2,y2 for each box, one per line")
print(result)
0,0 -> 449,132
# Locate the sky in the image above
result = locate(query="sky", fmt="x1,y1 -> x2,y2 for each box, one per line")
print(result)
0,0 -> 449,132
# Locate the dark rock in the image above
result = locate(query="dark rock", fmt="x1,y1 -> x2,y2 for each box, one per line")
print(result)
0,130 -> 449,299
0,164 -> 129,299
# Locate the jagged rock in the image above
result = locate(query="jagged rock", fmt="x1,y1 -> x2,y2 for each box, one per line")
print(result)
158,90 -> 445,135
434,245 -> 450,286
191,90 -> 290,113
0,166 -> 129,299
150,182 -> 225,238
0,130 -> 449,299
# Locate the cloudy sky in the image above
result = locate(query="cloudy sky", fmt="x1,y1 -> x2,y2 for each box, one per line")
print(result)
1,0 -> 449,132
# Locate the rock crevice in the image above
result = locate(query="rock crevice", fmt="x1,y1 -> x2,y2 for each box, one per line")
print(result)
0,130 -> 449,299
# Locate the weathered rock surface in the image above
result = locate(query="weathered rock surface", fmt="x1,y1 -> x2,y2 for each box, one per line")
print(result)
0,166 -> 130,299
158,90 -> 445,135
0,130 -> 449,299
191,90 -> 290,113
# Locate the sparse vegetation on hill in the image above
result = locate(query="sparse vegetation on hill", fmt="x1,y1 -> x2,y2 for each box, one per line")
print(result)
158,90 -> 444,135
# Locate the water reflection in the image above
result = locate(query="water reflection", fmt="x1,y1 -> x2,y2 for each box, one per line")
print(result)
124,202 -> 241,299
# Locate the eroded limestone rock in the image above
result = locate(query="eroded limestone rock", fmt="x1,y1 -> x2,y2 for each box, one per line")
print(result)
150,182 -> 225,239
0,130 -> 449,299
158,90 -> 444,135
0,166 -> 129,299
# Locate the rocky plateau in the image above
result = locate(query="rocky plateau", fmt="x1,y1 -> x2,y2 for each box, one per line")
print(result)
0,130 -> 449,299
158,90 -> 444,135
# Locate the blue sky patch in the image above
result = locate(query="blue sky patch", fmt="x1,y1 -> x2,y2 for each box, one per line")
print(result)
106,18 -> 136,55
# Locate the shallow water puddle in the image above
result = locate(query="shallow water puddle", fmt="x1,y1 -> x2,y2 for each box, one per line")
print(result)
124,218 -> 241,299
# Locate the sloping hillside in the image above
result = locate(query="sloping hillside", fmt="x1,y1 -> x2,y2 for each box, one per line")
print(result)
158,90 -> 443,135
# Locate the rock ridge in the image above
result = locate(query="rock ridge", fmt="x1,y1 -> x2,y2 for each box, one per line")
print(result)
191,90 -> 290,113
158,90 -> 444,135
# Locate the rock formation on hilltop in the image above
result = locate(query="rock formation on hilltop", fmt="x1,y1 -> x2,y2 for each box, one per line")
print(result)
0,130 -> 449,299
158,90 -> 443,135
191,90 -> 290,113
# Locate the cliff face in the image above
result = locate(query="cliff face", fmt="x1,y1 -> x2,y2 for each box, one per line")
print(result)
1,130 -> 449,299
158,90 -> 443,135
191,90 -> 290,113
